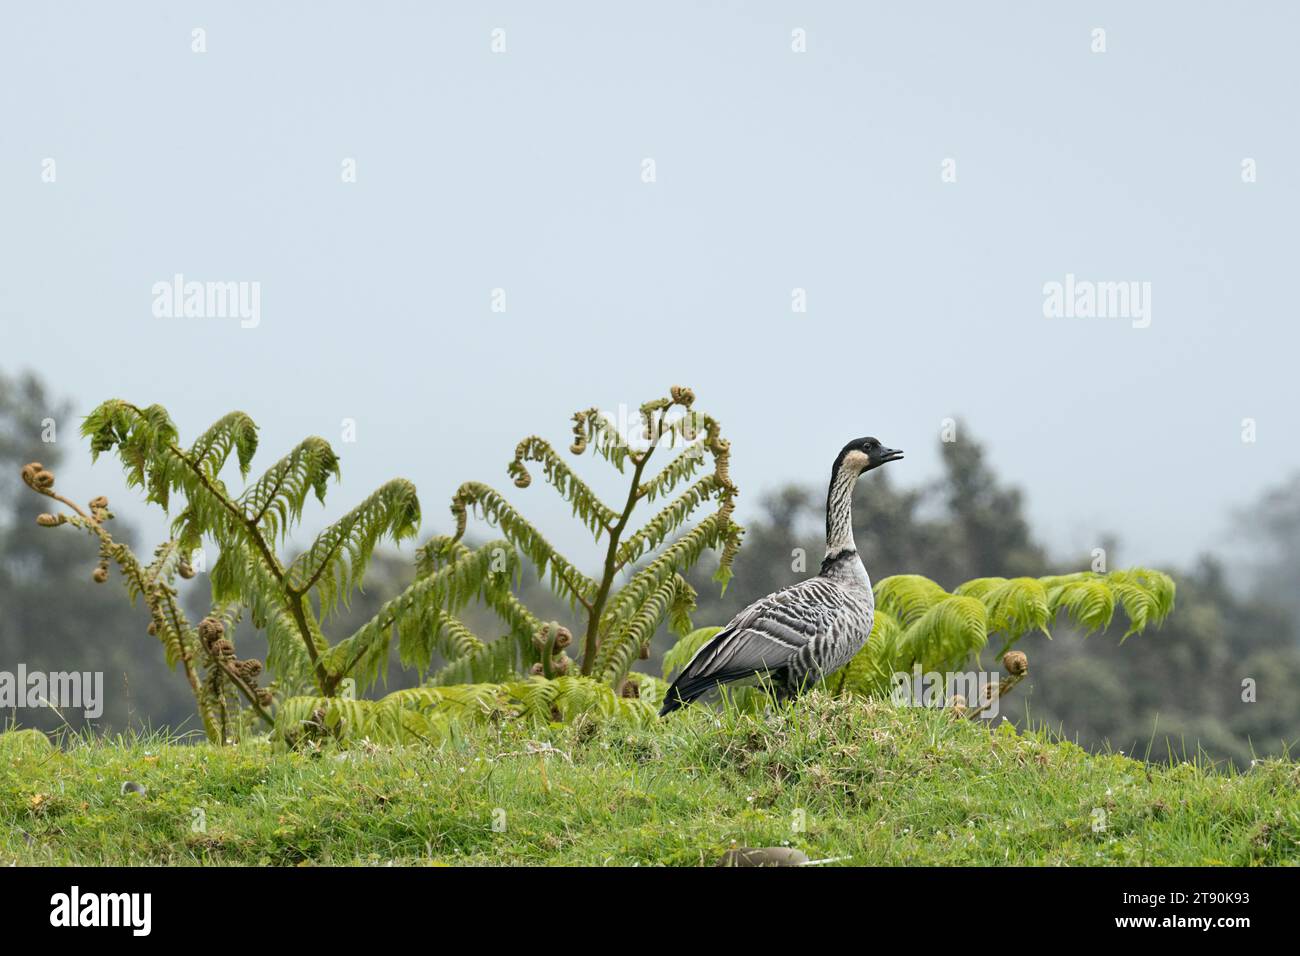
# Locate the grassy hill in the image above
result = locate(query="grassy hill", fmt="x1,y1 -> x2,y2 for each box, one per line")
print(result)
3,695 -> 1297,866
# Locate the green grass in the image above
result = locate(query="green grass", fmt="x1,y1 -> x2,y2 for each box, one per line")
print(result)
3,694 -> 1298,866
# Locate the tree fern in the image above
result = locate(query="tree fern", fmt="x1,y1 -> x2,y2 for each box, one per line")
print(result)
443,386 -> 742,691
856,568 -> 1173,696
73,401 -> 449,702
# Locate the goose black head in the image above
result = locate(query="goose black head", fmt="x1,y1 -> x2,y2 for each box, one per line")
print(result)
834,437 -> 904,477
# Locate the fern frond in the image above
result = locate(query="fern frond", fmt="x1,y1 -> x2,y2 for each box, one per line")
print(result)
135,539 -> 184,604
569,408 -> 634,472
79,402 -> 264,574
637,444 -> 709,502
964,576 -> 1052,648
275,674 -> 658,745
430,613 -> 487,661
874,574 -> 950,627
449,482 -> 597,608
285,478 -> 421,614
950,576 -> 1004,601
604,514 -> 727,633
239,436 -> 341,543
1108,570 -> 1169,640
383,683 -> 504,720
274,693 -> 448,746
1040,568 -> 1175,639
211,542 -> 319,686
327,540 -> 516,690
648,409 -> 709,449
596,573 -> 694,685
507,436 -> 619,535
415,535 -> 467,577
1111,568 -> 1176,626
1043,574 -> 1117,635
503,676 -> 657,727
187,411 -> 259,480
82,400 -> 181,504
481,588 -> 546,659
894,595 -> 989,672
615,475 -> 720,567
428,637 -> 517,686
414,534 -> 543,667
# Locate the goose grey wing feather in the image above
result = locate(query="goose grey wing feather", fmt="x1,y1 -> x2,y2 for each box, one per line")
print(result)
672,577 -> 849,688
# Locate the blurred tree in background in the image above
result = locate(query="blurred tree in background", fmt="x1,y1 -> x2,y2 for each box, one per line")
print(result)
1239,474 -> 1300,623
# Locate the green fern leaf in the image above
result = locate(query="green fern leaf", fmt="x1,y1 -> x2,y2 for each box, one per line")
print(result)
596,573 -> 694,685
239,437 -> 341,543
895,594 -> 989,672
616,475 -> 720,567
285,478 -> 421,614
450,482 -> 597,608
874,574 -> 950,627
1045,574 -> 1117,635
507,436 -> 619,535
187,411 -> 259,480
328,540 -> 516,690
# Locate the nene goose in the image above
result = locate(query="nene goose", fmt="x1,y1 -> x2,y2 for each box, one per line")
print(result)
660,437 -> 902,715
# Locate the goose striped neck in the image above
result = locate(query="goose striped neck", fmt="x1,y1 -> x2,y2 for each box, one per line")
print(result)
824,450 -> 866,559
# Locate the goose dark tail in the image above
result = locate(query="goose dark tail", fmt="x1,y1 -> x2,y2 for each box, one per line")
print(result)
658,681 -> 691,717
659,674 -> 712,716
658,668 -> 752,717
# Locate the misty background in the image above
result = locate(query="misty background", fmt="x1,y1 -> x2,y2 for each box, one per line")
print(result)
3,3 -> 1298,763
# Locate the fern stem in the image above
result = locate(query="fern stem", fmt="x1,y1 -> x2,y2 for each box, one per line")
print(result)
290,593 -> 334,694
580,450 -> 652,675
156,582 -> 219,735
79,517 -> 220,742
160,426 -> 331,695
180,444 -> 327,693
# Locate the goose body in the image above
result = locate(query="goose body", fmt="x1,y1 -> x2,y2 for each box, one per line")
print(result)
660,437 -> 902,715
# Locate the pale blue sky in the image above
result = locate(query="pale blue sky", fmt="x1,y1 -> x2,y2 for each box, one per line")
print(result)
3,2 -> 1297,574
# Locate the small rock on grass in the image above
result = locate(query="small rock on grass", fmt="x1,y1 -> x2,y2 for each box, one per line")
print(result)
718,847 -> 810,867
